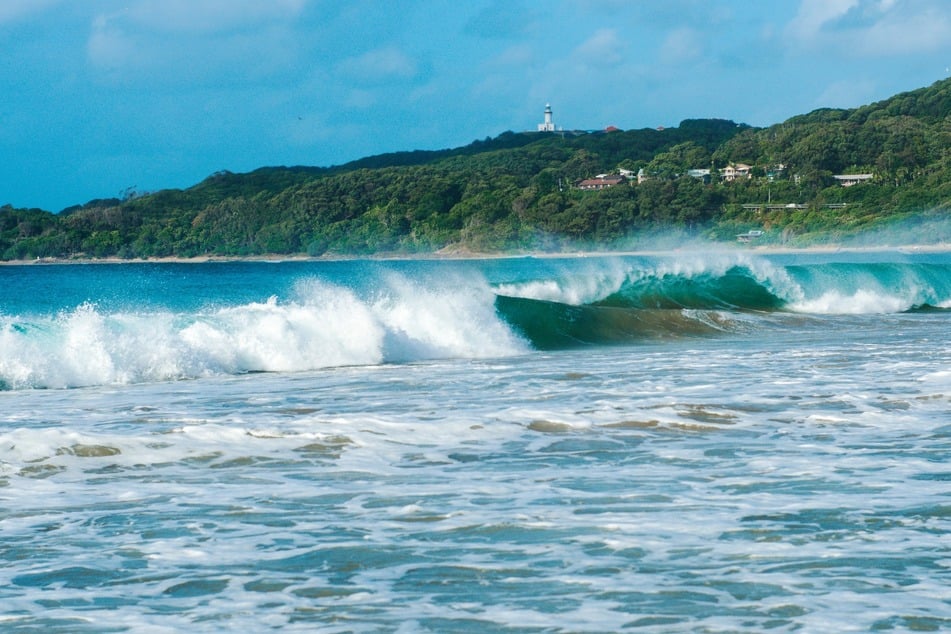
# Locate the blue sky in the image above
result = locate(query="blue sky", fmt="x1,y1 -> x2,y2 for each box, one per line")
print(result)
3,0 -> 951,211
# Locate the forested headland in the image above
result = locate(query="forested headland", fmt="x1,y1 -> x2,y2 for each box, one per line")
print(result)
4,77 -> 951,260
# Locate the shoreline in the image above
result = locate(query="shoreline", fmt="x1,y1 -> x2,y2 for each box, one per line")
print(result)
2,242 -> 950,266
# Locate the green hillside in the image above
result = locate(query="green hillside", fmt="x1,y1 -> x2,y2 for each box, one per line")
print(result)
4,78 -> 951,260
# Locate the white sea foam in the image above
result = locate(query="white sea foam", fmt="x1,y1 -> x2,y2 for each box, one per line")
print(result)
494,251 -> 806,308
1,256 -> 950,633
1,313 -> 949,632
0,275 -> 526,389
367,272 -> 526,360
790,289 -> 916,314
494,257 -> 632,304
181,282 -> 386,373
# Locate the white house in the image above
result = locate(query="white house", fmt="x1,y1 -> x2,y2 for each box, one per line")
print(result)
720,163 -> 752,182
833,174 -> 873,186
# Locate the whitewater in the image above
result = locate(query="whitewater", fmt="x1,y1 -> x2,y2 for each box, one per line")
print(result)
1,250 -> 949,632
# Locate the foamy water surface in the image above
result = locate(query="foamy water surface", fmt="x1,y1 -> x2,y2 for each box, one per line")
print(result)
1,253 -> 949,632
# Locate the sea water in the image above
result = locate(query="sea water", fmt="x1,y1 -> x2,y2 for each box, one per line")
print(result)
0,251 -> 949,632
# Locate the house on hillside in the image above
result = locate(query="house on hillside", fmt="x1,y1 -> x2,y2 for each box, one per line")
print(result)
720,163 -> 752,182
834,173 -> 873,186
577,175 -> 626,190
687,168 -> 711,183
766,164 -> 786,181
736,230 -> 764,243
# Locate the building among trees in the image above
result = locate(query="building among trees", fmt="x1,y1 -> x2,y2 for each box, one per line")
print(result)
538,104 -> 556,132
834,174 -> 874,186
577,175 -> 626,190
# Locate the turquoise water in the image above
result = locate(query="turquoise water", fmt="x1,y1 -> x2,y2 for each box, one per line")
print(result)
0,251 -> 949,632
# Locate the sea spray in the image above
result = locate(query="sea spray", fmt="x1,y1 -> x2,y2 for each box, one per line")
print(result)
182,284 -> 386,373
494,251 -> 802,310
0,270 -> 527,389
1,253 -> 950,632
2,254 -> 950,389
783,262 -> 951,313
494,257 -> 633,305
367,271 -> 527,361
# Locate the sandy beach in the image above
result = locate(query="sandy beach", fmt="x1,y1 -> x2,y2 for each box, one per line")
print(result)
3,241 -> 950,266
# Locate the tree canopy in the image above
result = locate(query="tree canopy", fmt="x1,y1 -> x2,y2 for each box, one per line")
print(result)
4,78 -> 951,260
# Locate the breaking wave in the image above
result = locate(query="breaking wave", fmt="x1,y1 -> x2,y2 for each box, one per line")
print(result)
2,253 -> 949,388
0,274 -> 526,390
492,254 -> 951,348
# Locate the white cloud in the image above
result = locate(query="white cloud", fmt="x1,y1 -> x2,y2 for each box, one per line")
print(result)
490,44 -> 535,68
85,2 -> 306,85
787,0 -> 858,41
119,0 -> 306,34
0,0 -> 63,24
815,78 -> 878,108
853,7 -> 951,55
659,27 -> 703,65
337,47 -> 418,83
87,15 -> 139,71
343,89 -> 376,109
464,0 -> 533,39
786,0 -> 951,55
575,29 -> 624,67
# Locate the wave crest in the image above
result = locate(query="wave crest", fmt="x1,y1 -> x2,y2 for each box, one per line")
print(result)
0,275 -> 527,390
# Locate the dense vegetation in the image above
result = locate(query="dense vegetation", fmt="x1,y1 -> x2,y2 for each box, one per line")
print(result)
4,78 -> 951,260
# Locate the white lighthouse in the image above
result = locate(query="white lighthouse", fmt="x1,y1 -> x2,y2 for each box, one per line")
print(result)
537,103 -> 555,132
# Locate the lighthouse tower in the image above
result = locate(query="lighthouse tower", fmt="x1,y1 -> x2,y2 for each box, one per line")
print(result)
537,104 -> 555,132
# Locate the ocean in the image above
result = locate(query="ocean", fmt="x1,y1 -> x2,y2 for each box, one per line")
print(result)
0,250 -> 949,632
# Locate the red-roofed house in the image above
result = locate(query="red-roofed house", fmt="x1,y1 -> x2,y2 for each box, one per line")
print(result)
577,175 -> 626,190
